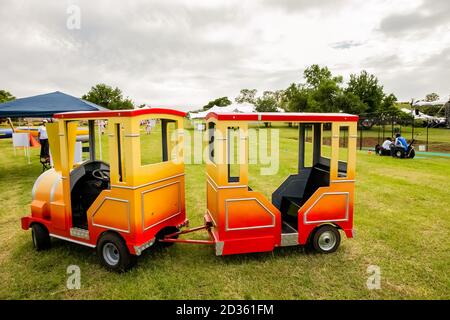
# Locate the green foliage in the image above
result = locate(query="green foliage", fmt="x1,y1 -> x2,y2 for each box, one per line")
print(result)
0,90 -> 15,103
379,93 -> 399,116
420,105 -> 445,117
235,89 -> 257,104
82,84 -> 134,110
280,84 -> 309,112
281,65 -> 344,113
230,65 -> 406,117
425,92 -> 440,102
202,96 -> 232,110
334,92 -> 367,115
304,65 -> 342,90
345,70 -> 384,114
254,91 -> 278,112
309,78 -> 342,113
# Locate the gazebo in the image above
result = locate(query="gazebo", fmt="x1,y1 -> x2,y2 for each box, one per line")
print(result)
0,91 -> 106,118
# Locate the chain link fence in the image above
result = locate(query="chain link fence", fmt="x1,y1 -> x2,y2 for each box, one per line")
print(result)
357,113 -> 450,153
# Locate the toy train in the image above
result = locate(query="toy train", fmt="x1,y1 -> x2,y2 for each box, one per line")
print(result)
22,109 -> 358,272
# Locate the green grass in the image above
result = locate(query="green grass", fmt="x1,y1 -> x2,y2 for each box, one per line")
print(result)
0,126 -> 449,299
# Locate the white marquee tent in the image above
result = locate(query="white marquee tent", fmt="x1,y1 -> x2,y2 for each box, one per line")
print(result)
189,102 -> 257,120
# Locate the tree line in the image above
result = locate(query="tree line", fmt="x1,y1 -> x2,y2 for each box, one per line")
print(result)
204,65 -> 407,117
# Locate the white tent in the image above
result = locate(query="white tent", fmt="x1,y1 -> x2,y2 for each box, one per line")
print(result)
413,99 -> 449,107
400,108 -> 446,125
189,102 -> 256,119
189,102 -> 285,120
400,108 -> 434,120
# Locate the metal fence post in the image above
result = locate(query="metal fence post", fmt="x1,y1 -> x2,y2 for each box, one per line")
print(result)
359,124 -> 363,150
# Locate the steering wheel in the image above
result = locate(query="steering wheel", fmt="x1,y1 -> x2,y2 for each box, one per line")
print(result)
92,168 -> 110,182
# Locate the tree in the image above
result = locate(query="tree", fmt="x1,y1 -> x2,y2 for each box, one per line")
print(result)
202,96 -> 232,110
334,92 -> 367,115
425,93 -> 440,102
255,91 -> 278,112
280,84 -> 310,112
0,90 -> 15,103
304,65 -> 342,90
345,70 -> 384,114
302,65 -> 343,113
379,93 -> 398,116
82,84 -> 134,110
235,89 -> 257,104
254,91 -> 278,127
310,79 -> 342,112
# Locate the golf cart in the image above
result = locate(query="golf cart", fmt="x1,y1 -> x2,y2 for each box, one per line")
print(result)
391,139 -> 416,159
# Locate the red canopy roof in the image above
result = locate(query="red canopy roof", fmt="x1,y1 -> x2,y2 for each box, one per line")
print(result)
54,108 -> 187,119
205,112 -> 359,122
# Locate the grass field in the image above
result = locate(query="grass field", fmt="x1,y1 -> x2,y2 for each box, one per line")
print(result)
0,126 -> 449,300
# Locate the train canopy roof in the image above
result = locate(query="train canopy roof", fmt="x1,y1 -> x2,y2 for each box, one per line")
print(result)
205,112 -> 358,122
54,107 -> 187,119
0,91 -> 107,118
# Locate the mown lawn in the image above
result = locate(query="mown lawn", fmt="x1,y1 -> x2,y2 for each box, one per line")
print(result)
0,126 -> 449,300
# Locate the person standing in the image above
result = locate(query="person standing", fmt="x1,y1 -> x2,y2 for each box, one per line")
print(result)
38,120 -> 49,159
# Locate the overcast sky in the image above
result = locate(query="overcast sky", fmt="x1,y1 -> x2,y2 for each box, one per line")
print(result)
0,0 -> 449,110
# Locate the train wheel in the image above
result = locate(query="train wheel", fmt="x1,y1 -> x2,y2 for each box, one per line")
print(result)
155,226 -> 180,248
312,225 -> 341,253
97,233 -> 136,272
31,224 -> 51,251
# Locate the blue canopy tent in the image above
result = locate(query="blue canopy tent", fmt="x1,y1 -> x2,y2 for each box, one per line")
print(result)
0,91 -> 106,118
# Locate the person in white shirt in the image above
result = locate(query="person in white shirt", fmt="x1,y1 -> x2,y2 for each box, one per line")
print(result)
38,120 -> 49,159
381,138 -> 393,150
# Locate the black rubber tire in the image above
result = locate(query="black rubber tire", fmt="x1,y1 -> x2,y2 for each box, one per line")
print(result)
97,233 -> 136,272
31,223 -> 51,251
408,149 -> 415,159
155,226 -> 180,248
394,149 -> 405,158
311,225 -> 341,254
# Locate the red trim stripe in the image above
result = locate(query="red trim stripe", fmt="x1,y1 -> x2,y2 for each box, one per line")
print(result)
205,112 -> 359,122
54,108 -> 187,119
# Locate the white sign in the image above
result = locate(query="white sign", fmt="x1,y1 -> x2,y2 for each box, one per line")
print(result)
12,133 -> 31,164
12,133 -> 30,147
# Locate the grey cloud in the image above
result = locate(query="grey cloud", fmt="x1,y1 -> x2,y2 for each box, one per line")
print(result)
379,0 -> 450,37
0,0 -> 449,108
0,0 -> 258,109
370,48 -> 450,100
330,41 -> 364,50
363,54 -> 403,69
261,0 -> 349,12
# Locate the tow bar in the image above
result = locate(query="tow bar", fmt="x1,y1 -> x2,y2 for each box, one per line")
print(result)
160,221 -> 215,245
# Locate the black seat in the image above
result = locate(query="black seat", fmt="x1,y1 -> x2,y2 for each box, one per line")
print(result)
70,161 -> 110,229
279,165 -> 330,226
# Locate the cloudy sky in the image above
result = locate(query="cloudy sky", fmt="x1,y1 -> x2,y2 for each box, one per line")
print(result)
0,0 -> 449,110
